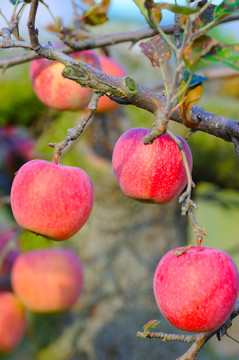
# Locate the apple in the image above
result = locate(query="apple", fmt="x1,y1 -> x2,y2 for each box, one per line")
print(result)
0,292 -> 26,353
112,127 -> 193,204
0,228 -> 19,291
153,246 -> 239,332
10,159 -> 94,241
96,55 -> 127,113
30,49 -> 102,111
11,248 -> 83,313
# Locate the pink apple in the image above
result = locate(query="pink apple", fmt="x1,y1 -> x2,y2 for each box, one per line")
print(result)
11,248 -> 83,313
10,159 -> 94,241
96,55 -> 127,113
112,127 -> 193,204
0,292 -> 26,353
0,228 -> 19,291
154,246 -> 239,332
30,49 -> 101,111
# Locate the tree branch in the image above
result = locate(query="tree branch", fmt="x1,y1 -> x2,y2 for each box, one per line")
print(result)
137,300 -> 239,360
0,13 -> 239,68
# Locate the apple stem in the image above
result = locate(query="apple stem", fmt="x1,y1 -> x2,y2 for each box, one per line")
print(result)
197,237 -> 202,251
54,155 -> 59,165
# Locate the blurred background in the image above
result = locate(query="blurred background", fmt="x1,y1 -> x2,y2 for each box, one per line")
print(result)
0,1 -> 239,359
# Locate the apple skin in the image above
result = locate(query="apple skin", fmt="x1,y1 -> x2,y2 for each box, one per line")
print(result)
96,55 -> 127,113
153,246 -> 239,333
10,159 -> 94,241
0,228 -> 19,291
30,50 -> 101,111
11,248 -> 83,313
0,292 -> 26,353
112,128 -> 193,204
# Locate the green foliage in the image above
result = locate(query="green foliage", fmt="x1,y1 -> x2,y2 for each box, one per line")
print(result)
189,131 -> 239,190
214,0 -> 239,20
0,68 -> 45,127
20,231 -> 56,252
203,43 -> 239,71
133,0 -> 199,28
158,2 -> 199,15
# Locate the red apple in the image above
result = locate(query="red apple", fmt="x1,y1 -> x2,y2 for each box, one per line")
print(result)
30,49 -> 101,111
11,248 -> 83,313
0,228 -> 19,291
10,159 -> 94,241
96,55 -> 127,113
154,246 -> 239,332
0,292 -> 26,353
112,127 -> 193,204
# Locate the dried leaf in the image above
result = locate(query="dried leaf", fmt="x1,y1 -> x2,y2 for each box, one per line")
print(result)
181,4 -> 215,33
81,0 -> 95,6
214,0 -> 239,20
139,35 -> 171,68
183,35 -> 218,69
203,43 -> 239,71
81,0 -> 110,26
179,83 -> 203,128
45,18 -> 62,33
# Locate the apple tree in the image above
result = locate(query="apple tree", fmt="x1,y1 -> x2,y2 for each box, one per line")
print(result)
1,0 -> 239,359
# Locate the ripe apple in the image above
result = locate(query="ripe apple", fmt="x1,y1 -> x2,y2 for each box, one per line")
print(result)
96,55 -> 127,113
153,246 -> 239,332
0,292 -> 26,353
11,248 -> 83,313
0,228 -> 19,291
30,49 -> 101,111
112,127 -> 193,204
10,159 -> 94,241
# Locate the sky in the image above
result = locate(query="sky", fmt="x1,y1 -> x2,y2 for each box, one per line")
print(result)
0,0 -> 238,43
0,0 -> 148,29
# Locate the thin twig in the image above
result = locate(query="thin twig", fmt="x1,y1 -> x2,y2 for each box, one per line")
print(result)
48,92 -> 101,162
138,300 -> 239,360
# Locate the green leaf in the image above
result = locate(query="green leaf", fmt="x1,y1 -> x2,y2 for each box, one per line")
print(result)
203,43 -> 239,71
143,320 -> 161,333
139,34 -> 171,68
20,231 -> 56,252
183,35 -> 218,69
214,0 -> 239,19
159,2 -> 199,14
